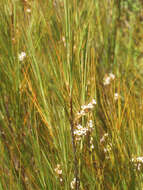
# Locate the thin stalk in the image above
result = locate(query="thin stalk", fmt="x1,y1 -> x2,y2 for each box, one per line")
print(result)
63,0 -> 80,188
70,96 -> 80,190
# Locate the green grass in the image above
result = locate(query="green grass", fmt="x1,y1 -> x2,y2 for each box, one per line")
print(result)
0,0 -> 143,189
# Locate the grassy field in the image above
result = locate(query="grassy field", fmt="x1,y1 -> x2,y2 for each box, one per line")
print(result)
0,0 -> 143,189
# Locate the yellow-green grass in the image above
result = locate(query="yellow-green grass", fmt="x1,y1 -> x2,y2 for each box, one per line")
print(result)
0,0 -> 143,189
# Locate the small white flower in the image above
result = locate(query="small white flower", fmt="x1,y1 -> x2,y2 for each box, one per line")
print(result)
103,73 -> 115,86
26,9 -> 31,13
74,124 -> 88,141
137,157 -> 143,162
87,103 -> 94,109
103,76 -> 111,86
90,137 -> 94,150
114,93 -> 119,101
74,128 -> 87,136
81,99 -> 96,111
77,110 -> 86,116
18,52 -> 26,61
81,105 -> 87,110
131,157 -> 143,163
54,164 -> 62,175
77,99 -> 96,118
60,178 -> 63,182
76,124 -> 83,130
91,144 -> 94,149
91,99 -> 97,105
109,73 -> 115,80
100,133 -> 108,143
71,178 -> 76,189
88,120 -> 93,129
137,163 -> 141,171
131,156 -> 143,171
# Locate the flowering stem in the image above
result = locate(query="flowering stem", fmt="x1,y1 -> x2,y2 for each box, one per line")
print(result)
70,96 -> 80,190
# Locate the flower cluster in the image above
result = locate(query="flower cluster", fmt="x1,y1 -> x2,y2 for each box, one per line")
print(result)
74,124 -> 88,141
88,120 -> 94,131
74,120 -> 94,142
54,164 -> 62,175
18,52 -> 26,61
77,99 -> 96,117
54,164 -> 63,182
70,178 -> 76,189
131,157 -> 143,171
103,73 -> 115,86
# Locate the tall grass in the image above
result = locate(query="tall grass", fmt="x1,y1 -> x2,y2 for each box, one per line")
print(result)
0,0 -> 143,189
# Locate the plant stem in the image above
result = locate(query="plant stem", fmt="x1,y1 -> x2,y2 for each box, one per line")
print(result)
70,96 -> 80,190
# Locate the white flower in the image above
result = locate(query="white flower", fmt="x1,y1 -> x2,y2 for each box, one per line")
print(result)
74,124 -> 88,141
77,99 -> 96,118
103,73 -> 115,86
81,103 -> 94,110
26,9 -> 31,13
81,99 -> 96,111
131,156 -> 143,171
18,52 -> 26,61
76,124 -> 83,130
87,103 -> 94,109
91,99 -> 97,105
90,137 -> 94,150
91,144 -> 94,149
71,178 -> 76,189
54,164 -> 62,175
131,157 -> 143,163
77,110 -> 86,116
88,120 -> 93,130
81,105 -> 87,110
114,93 -> 119,101
60,178 -> 63,182
100,133 -> 108,143
74,127 -> 87,136
109,73 -> 115,80
137,157 -> 143,162
137,163 -> 141,171
103,76 -> 111,86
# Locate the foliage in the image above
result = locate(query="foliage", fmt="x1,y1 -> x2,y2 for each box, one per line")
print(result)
0,0 -> 143,189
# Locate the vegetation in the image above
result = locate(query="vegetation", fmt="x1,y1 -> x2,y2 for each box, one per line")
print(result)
0,0 -> 143,189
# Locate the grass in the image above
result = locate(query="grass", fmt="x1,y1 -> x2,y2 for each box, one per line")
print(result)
0,0 -> 143,189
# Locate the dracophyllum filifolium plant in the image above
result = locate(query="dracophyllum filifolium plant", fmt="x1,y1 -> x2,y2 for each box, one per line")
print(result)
0,0 -> 143,189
